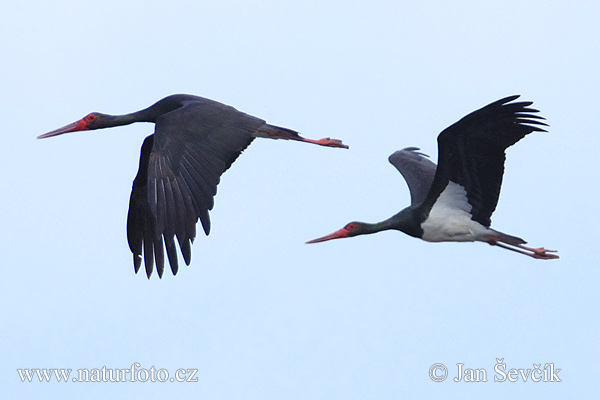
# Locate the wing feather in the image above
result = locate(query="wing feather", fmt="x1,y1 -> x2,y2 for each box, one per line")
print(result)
126,96 -> 263,277
418,95 -> 548,227
388,147 -> 437,206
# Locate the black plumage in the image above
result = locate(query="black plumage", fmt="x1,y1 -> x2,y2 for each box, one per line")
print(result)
38,94 -> 348,277
308,95 -> 558,260
418,95 -> 548,227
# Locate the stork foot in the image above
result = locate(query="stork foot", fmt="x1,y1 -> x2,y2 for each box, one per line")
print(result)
311,137 -> 349,149
527,247 -> 559,260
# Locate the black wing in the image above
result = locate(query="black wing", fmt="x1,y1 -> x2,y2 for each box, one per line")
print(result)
127,97 -> 265,278
418,95 -> 548,227
388,147 -> 437,207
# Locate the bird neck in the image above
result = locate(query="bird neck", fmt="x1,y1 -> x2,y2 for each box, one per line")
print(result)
94,111 -> 149,129
108,95 -> 187,126
352,217 -> 402,237
386,207 -> 423,238
362,220 -> 395,235
115,110 -> 155,125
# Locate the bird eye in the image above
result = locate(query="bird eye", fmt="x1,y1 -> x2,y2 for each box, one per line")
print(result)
85,114 -> 96,122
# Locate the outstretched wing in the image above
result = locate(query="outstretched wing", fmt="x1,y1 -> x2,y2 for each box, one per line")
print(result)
388,147 -> 437,206
418,95 -> 548,227
127,96 -> 265,278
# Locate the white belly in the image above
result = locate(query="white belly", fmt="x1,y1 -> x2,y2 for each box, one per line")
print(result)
420,181 -> 493,242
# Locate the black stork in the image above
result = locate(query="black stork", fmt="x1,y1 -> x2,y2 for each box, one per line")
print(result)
38,94 -> 349,278
307,95 -> 558,260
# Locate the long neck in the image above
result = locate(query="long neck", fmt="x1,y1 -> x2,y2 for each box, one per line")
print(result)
100,110 -> 153,128
350,214 -> 407,237
360,219 -> 397,235
101,96 -> 186,128
383,207 -> 423,238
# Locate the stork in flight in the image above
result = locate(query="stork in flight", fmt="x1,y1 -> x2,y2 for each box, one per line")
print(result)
307,95 -> 558,260
38,94 -> 348,277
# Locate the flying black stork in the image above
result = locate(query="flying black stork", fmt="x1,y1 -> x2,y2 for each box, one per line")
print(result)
38,94 -> 349,277
307,95 -> 558,260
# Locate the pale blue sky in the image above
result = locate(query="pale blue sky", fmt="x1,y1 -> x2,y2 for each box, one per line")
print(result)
1,0 -> 598,398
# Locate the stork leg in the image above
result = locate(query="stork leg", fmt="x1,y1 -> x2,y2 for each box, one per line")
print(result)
256,125 -> 349,148
298,136 -> 349,148
486,236 -> 559,260
276,131 -> 348,148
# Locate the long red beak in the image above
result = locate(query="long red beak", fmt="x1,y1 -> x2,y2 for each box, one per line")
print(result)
306,227 -> 350,244
37,119 -> 88,139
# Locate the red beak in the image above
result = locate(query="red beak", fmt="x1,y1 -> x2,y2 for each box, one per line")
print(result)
37,119 -> 88,139
306,227 -> 350,244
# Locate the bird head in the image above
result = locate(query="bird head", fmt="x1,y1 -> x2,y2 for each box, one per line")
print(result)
306,222 -> 370,244
37,112 -> 111,139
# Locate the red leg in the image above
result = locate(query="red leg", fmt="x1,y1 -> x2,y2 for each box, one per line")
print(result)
259,127 -> 349,149
487,237 -> 559,260
298,137 -> 349,148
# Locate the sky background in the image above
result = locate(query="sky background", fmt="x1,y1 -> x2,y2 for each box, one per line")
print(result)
1,0 -> 598,398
